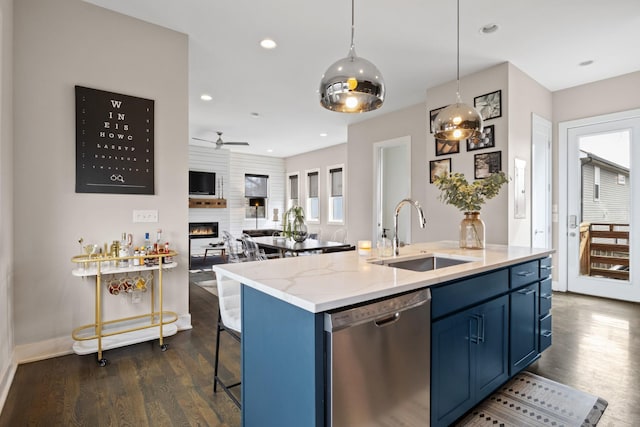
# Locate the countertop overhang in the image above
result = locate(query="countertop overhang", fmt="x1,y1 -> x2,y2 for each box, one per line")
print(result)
212,241 -> 554,313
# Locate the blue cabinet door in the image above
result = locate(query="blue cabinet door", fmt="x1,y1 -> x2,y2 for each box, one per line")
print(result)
431,295 -> 508,427
474,295 -> 509,400
509,284 -> 540,374
431,308 -> 473,427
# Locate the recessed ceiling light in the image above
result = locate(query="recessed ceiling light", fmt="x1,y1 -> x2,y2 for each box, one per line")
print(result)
320,133 -> 328,137
260,38 -> 277,49
579,60 -> 594,67
267,149 -> 273,153
480,23 -> 499,34
200,94 -> 212,101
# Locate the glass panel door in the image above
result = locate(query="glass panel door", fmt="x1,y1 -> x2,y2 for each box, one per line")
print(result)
567,117 -> 639,301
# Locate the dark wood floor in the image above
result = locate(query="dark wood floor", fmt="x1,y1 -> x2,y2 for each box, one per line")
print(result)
1,273 -> 639,426
0,269 -> 241,427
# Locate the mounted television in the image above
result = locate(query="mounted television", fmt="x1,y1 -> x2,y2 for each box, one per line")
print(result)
189,171 -> 216,195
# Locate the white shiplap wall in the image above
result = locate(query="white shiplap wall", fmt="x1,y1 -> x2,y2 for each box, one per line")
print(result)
188,146 -> 285,253
229,152 -> 285,236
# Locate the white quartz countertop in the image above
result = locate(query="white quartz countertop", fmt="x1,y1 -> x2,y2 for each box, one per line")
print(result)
212,241 -> 554,313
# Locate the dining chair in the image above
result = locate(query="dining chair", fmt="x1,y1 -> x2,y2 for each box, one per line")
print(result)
213,271 -> 242,408
241,233 -> 268,261
222,231 -> 244,263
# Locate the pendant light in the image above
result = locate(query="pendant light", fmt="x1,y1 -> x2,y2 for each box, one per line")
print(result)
319,0 -> 385,113
433,0 -> 483,141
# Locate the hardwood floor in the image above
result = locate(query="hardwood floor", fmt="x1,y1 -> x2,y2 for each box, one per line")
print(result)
0,271 -> 241,427
1,276 -> 638,426
529,291 -> 640,426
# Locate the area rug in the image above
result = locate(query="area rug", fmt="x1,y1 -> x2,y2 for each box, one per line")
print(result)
456,371 -> 607,427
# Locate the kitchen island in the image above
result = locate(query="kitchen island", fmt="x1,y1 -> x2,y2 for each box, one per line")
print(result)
213,241 -> 554,426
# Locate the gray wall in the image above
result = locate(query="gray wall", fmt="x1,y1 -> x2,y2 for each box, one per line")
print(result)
12,0 -> 189,362
0,0 -> 15,409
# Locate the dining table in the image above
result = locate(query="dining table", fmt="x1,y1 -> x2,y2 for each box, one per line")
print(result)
248,235 -> 352,258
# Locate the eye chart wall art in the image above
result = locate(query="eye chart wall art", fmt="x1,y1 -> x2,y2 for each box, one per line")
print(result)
75,86 -> 154,194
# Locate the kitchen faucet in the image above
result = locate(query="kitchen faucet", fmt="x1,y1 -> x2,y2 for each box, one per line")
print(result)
393,198 -> 426,256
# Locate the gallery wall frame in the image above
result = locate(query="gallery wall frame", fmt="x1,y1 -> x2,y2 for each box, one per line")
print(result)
429,158 -> 451,183
467,124 -> 495,151
429,105 -> 447,134
474,89 -> 502,121
474,151 -> 502,179
436,139 -> 460,156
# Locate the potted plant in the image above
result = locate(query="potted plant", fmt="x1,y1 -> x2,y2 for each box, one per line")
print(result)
282,205 -> 308,242
433,171 -> 508,249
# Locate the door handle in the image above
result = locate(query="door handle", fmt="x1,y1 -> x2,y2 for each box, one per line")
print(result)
374,312 -> 400,327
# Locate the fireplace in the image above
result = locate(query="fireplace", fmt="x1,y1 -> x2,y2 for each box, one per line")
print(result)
189,222 -> 219,239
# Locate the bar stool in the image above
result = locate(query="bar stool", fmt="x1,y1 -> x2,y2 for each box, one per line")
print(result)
213,272 -> 242,408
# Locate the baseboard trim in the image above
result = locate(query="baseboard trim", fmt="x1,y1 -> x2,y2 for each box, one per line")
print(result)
0,353 -> 18,414
13,314 -> 193,365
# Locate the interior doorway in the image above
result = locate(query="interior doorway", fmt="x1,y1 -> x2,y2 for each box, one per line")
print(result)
373,136 -> 411,247
559,109 -> 640,302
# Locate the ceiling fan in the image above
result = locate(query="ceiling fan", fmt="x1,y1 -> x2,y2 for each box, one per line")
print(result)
192,131 -> 250,149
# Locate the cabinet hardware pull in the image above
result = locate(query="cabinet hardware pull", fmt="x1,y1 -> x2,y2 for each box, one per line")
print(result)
517,271 -> 535,277
518,288 -> 536,295
541,266 -> 553,270
479,314 -> 485,343
541,295 -> 552,300
541,330 -> 552,338
469,316 -> 479,344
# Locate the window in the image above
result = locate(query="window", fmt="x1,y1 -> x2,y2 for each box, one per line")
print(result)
306,170 -> 320,222
594,166 -> 600,201
288,173 -> 299,209
328,165 -> 344,223
245,174 -> 268,219
245,174 -> 268,197
618,174 -> 626,185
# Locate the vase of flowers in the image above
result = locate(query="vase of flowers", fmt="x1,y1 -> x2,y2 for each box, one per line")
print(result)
433,171 -> 509,249
283,205 -> 308,242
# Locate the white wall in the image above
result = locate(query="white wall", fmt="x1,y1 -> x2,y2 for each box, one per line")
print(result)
507,63 -> 553,246
12,0 -> 189,361
425,63 -> 509,245
0,0 -> 15,411
285,144 -> 347,241
229,152 -> 285,236
188,147 -> 285,247
348,105 -> 427,243
188,145 -> 230,254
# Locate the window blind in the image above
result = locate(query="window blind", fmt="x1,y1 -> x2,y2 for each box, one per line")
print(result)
308,171 -> 319,198
330,167 -> 343,197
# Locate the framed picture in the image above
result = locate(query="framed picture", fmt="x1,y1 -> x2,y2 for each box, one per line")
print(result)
474,90 -> 502,121
429,105 -> 447,134
474,151 -> 502,179
429,158 -> 451,183
436,139 -> 460,156
467,124 -> 495,151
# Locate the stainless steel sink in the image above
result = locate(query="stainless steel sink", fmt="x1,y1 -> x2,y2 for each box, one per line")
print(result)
386,256 -> 471,272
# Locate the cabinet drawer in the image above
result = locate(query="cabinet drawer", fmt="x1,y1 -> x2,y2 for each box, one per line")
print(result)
510,260 -> 540,288
540,257 -> 553,279
539,277 -> 552,296
431,269 -> 509,319
540,313 -> 552,352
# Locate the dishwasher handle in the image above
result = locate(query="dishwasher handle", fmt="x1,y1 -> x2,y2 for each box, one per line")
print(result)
374,312 -> 400,327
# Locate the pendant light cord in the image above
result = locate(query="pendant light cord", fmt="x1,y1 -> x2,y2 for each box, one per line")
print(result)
456,0 -> 461,101
350,0 -> 355,51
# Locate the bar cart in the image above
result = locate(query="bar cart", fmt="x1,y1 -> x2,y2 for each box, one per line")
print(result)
71,251 -> 178,366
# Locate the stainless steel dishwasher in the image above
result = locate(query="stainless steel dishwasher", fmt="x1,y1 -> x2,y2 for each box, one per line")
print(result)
325,288 -> 431,426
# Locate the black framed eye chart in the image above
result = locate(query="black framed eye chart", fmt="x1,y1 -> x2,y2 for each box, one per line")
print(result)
75,86 -> 155,194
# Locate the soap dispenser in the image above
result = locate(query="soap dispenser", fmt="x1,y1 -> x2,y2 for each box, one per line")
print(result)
379,228 -> 392,257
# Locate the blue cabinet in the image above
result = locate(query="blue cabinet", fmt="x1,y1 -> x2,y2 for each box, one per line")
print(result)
509,283 -> 539,373
431,295 -> 509,427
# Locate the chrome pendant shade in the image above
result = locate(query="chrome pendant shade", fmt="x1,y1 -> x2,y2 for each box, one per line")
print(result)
319,0 -> 385,113
433,0 -> 482,141
433,95 -> 483,141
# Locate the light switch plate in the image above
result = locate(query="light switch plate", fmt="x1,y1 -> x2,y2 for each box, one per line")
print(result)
133,209 -> 158,223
